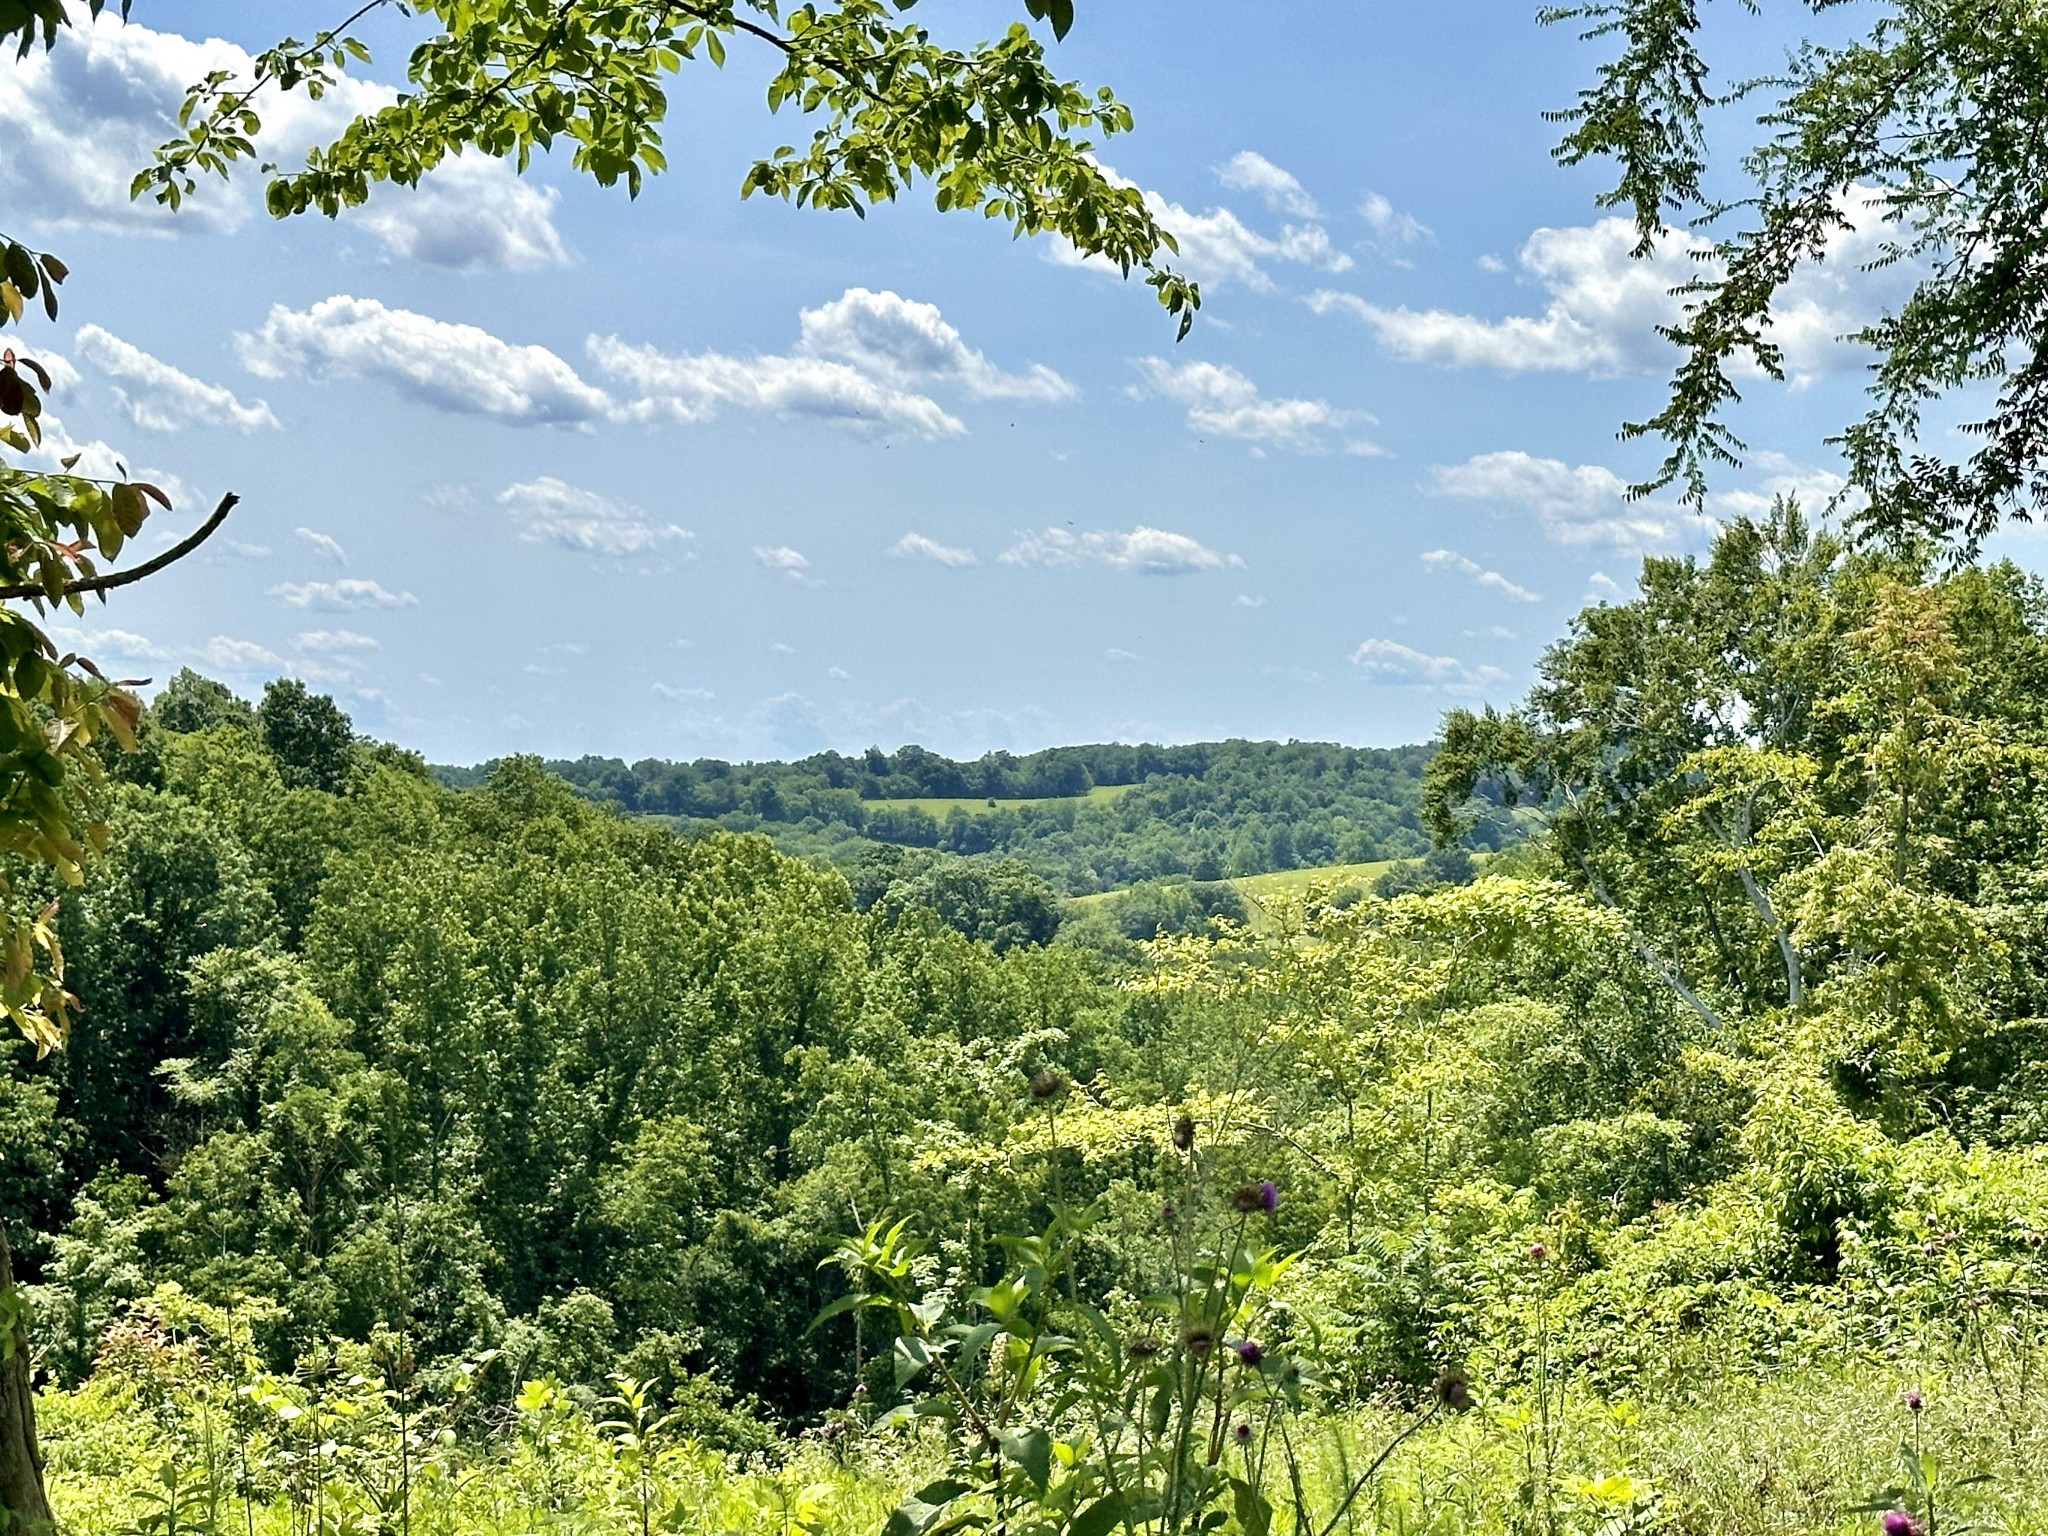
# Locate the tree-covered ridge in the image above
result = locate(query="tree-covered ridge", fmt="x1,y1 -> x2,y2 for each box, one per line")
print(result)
442,739 -> 1453,894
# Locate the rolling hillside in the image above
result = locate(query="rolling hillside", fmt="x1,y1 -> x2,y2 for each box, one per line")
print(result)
438,739 -> 1511,896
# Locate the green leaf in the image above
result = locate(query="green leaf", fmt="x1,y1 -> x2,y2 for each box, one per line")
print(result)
1069,1495 -> 1124,1536
1230,1478 -> 1271,1536
881,1480 -> 975,1536
998,1426 -> 1051,1493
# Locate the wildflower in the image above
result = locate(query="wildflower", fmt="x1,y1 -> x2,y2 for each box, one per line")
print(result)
1028,1070 -> 1067,1101
1905,1388 -> 1924,1414
1433,1368 -> 1472,1412
1527,1242 -> 1548,1263
1232,1180 -> 1281,1215
1172,1114 -> 1195,1152
1236,1339 -> 1264,1367
1181,1325 -> 1216,1358
1882,1511 -> 1922,1536
1232,1422 -> 1252,1446
1129,1335 -> 1165,1358
1161,1202 -> 1178,1222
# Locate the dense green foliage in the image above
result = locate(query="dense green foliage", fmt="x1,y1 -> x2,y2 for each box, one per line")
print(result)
17,507 -> 2048,1531
461,741 -> 1448,895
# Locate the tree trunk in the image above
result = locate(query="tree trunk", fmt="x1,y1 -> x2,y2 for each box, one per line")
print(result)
0,1217 -> 53,1536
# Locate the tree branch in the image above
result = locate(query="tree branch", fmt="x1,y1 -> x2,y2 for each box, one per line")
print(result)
1579,859 -> 1726,1032
0,491 -> 238,603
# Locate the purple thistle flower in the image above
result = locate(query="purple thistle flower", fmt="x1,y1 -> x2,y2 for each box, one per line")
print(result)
1905,1388 -> 1924,1414
1882,1511 -> 1922,1536
1232,1422 -> 1252,1445
1527,1242 -> 1549,1263
1236,1339 -> 1264,1367
1259,1180 -> 1279,1214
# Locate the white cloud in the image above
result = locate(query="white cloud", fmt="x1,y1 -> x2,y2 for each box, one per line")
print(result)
1349,637 -> 1508,692
1053,162 -> 1350,291
827,666 -> 850,680
1000,525 -> 1230,576
1359,191 -> 1433,255
1235,594 -> 1265,608
296,629 -> 377,652
355,154 -> 570,272
243,286 -> 1055,440
47,626 -> 168,661
1428,450 -> 1713,551
890,532 -> 977,567
653,683 -> 716,703
1586,571 -> 1626,603
0,16 -> 567,268
268,578 -> 417,610
241,296 -> 616,425
1420,548 -> 1541,603
1215,151 -> 1320,219
1104,647 -> 1148,663
1130,358 -> 1362,451
1311,191 -> 1897,382
295,527 -> 346,563
796,288 -> 1073,401
1704,449 -> 1862,520
591,334 -> 963,439
227,541 -> 271,558
754,546 -> 810,571
498,477 -> 691,557
72,325 -> 277,432
200,635 -> 284,671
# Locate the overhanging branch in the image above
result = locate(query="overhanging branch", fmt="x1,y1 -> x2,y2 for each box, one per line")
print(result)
0,491 -> 239,603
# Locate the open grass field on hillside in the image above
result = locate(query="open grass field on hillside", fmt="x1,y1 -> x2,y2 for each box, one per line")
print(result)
1066,858 -> 1398,915
862,783 -> 1138,817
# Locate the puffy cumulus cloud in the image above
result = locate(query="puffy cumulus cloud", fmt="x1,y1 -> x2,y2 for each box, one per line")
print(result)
1000,525 -> 1233,576
1214,151 -> 1320,219
796,288 -> 1073,401
1312,190 -> 1899,382
71,326 -> 277,432
268,578 -> 417,610
1360,191 -> 1433,255
1420,548 -> 1541,603
295,629 -> 377,652
1428,450 -> 1714,551
354,155 -> 569,272
295,527 -> 346,563
1052,161 -> 1350,292
498,476 -> 691,557
242,287 -> 1056,440
0,16 -> 567,267
1130,358 -> 1364,452
1308,219 -> 1690,374
592,334 -> 964,439
889,533 -> 977,567
240,297 -> 616,425
1704,449 -> 1863,520
200,635 -> 285,671
1349,637 -> 1508,693
46,626 -> 168,662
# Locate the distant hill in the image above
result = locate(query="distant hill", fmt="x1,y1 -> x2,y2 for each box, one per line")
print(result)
437,739 -> 1516,895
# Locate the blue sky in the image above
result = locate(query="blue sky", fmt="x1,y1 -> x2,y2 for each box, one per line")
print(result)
3,1 -> 2029,764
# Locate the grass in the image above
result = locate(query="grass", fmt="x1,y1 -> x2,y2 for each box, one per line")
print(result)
862,784 -> 1137,818
1064,859 -> 1399,928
